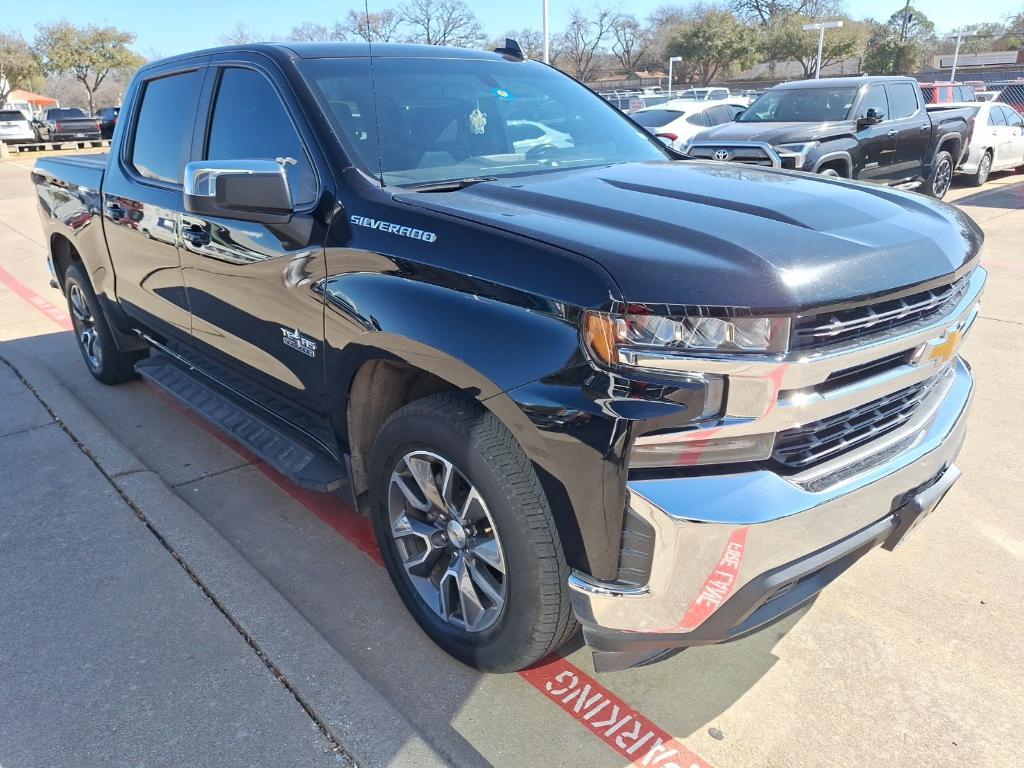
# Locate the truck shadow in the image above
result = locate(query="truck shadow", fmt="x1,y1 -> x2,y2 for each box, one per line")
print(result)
1,331 -> 804,766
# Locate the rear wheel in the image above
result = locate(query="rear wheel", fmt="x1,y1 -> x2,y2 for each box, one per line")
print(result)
968,151 -> 992,187
368,393 -> 577,671
926,150 -> 954,199
817,167 -> 843,179
64,264 -> 141,384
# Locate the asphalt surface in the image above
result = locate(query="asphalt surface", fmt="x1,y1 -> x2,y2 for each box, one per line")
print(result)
0,151 -> 1022,768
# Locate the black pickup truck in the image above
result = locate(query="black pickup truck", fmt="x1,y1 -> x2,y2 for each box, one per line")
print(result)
685,76 -> 975,199
33,43 -> 985,673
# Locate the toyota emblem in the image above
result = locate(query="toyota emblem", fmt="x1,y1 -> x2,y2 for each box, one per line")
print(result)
713,149 -> 731,161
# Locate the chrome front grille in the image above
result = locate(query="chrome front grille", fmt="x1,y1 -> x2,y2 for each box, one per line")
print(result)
687,144 -> 776,166
792,277 -> 969,350
771,375 -> 940,471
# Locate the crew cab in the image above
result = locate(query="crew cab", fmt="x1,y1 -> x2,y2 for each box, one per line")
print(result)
33,43 -> 985,673
686,76 -> 975,199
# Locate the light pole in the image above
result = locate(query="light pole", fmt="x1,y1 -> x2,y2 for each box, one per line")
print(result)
543,0 -> 550,64
949,31 -> 963,82
668,56 -> 682,97
802,20 -> 844,79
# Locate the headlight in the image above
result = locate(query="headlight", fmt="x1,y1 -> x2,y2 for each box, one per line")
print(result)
774,141 -> 819,168
583,311 -> 789,367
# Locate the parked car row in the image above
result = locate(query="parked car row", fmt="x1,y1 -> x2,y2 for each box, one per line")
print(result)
0,106 -> 121,145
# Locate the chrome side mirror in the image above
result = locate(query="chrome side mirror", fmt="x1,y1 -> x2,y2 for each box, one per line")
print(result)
184,159 -> 293,223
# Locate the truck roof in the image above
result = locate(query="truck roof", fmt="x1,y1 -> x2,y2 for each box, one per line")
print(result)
146,42 -> 510,70
774,76 -> 914,90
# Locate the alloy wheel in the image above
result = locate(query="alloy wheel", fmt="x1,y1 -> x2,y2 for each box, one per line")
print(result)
68,282 -> 102,371
933,157 -> 953,197
387,450 -> 507,633
978,154 -> 992,185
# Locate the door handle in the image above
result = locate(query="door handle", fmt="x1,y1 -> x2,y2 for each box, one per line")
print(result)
887,129 -> 898,137
181,226 -> 211,246
919,125 -> 929,132
104,203 -> 125,220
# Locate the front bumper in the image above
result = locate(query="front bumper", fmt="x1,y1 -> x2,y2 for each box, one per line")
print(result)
570,272 -> 983,671
572,358 -> 972,670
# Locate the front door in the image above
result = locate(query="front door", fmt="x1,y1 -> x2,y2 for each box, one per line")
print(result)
101,63 -> 207,341
854,84 -> 897,182
178,58 -> 331,444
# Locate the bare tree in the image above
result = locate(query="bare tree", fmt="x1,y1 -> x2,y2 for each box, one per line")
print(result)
400,0 -> 485,47
290,22 -> 337,42
559,6 -> 617,81
339,9 -> 404,42
610,14 -> 652,72
219,21 -> 261,45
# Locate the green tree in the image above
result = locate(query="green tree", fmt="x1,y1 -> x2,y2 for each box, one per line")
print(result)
667,10 -> 758,86
0,31 -> 42,108
862,4 -> 936,75
761,14 -> 867,77
33,21 -> 144,114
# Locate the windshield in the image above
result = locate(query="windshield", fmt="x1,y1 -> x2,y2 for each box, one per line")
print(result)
299,56 -> 668,187
739,87 -> 859,122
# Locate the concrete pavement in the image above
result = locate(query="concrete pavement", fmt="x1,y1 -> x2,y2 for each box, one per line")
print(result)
1,151 -> 1022,768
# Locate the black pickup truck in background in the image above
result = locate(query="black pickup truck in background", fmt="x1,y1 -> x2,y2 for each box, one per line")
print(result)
32,107 -> 102,142
686,76 -> 975,199
32,43 -> 985,673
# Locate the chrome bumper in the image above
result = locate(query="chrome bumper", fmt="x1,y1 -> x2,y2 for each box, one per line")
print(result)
571,357 -> 972,666
569,269 -> 986,671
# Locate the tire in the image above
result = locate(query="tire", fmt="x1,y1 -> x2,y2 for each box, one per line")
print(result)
925,150 -> 954,199
817,167 -> 843,179
64,263 -> 141,384
368,393 -> 578,672
968,151 -> 992,187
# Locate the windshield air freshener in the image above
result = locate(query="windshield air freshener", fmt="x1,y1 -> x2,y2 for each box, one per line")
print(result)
469,101 -> 487,135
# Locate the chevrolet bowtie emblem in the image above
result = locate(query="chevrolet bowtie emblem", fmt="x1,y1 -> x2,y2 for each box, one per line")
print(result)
916,326 -> 964,366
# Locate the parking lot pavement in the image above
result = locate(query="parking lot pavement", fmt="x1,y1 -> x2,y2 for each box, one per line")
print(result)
0,363 -> 347,767
1,153 -> 1022,768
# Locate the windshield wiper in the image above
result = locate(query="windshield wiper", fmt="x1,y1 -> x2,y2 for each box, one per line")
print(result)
405,177 -> 498,192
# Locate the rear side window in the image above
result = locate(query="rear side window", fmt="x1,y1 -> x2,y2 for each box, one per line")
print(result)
686,112 -> 709,127
131,70 -> 204,185
886,83 -> 919,119
206,67 -> 317,207
705,105 -> 735,125
859,85 -> 889,120
988,108 -> 1006,127
1003,107 -> 1024,127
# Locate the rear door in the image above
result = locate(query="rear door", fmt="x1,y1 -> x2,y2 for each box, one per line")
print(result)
1001,106 -> 1024,166
986,106 -> 1010,167
178,53 -> 331,443
854,84 -> 897,182
101,60 -> 207,341
885,81 -> 929,182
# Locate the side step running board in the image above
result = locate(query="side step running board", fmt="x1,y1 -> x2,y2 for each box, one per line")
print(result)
136,355 -> 345,493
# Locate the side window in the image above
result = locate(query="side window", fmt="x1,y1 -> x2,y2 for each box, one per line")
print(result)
705,106 -> 731,125
988,108 -> 1006,127
885,83 -> 919,119
131,70 -> 204,185
686,112 -> 710,127
1001,107 -> 1022,127
859,85 -> 889,121
206,67 -> 317,207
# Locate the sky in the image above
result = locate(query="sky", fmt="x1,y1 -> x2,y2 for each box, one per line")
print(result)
4,0 -> 1021,58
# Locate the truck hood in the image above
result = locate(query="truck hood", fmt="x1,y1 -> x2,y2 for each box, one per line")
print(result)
692,120 -> 853,145
395,161 -> 982,310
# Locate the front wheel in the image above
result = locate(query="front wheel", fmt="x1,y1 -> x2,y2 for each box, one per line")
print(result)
926,150 -> 954,199
368,393 -> 578,671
